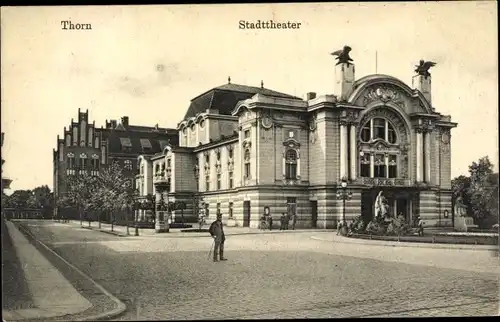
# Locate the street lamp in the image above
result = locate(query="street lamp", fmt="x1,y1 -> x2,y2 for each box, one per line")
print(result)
336,177 -> 353,236
133,189 -> 140,236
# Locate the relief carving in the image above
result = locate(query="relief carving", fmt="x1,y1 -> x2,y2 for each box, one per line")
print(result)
362,85 -> 406,109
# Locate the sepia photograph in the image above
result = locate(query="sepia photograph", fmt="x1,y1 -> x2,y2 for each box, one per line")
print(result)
1,2 -> 498,320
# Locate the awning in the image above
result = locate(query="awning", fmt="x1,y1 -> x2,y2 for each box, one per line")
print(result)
140,138 -> 152,149
119,137 -> 133,148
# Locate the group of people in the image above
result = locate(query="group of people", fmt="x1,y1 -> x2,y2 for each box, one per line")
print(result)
260,212 -> 296,231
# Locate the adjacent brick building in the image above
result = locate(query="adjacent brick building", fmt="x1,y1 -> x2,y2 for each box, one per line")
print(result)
137,55 -> 457,230
53,109 -> 178,219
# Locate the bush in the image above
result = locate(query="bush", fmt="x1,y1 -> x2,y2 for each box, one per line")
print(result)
386,223 -> 396,235
350,215 -> 365,233
365,220 -> 387,235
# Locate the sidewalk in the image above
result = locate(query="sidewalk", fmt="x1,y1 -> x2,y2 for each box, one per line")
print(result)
66,220 -> 335,238
311,233 -> 499,251
2,221 -> 92,321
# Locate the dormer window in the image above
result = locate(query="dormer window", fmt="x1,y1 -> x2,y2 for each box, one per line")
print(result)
120,137 -> 133,153
199,119 -> 205,128
190,123 -> 196,132
140,138 -> 152,153
182,128 -> 187,135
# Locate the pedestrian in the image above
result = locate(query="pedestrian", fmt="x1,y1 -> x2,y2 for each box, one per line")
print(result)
280,213 -> 286,230
418,218 -> 424,236
290,213 -> 296,230
337,220 -> 342,236
284,213 -> 290,230
209,213 -> 227,262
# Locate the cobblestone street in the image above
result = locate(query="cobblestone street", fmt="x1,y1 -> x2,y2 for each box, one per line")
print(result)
19,221 -> 500,319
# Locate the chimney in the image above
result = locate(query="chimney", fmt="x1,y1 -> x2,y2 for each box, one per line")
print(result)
412,74 -> 432,105
110,120 -> 117,128
306,92 -> 317,100
121,116 -> 129,126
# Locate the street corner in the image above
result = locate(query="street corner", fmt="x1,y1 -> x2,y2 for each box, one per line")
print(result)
5,221 -> 127,322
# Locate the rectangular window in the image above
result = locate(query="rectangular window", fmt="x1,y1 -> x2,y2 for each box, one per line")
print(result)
244,129 -> 250,139
68,157 -> 75,169
205,175 -> 210,191
80,158 -> 87,168
217,173 -> 221,190
228,202 -> 234,218
216,203 -> 221,215
388,155 -> 398,178
361,124 -> 371,142
228,171 -> 234,189
228,147 -> 234,159
374,154 -> 386,178
205,203 -> 210,218
205,154 -> 210,164
285,163 -> 297,179
244,163 -> 251,178
360,153 -> 370,177
373,119 -> 385,140
167,158 -> 171,168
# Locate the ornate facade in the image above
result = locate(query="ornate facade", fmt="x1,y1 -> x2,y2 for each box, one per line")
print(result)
136,57 -> 456,229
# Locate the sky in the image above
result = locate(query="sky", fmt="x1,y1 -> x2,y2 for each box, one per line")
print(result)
1,2 -> 498,192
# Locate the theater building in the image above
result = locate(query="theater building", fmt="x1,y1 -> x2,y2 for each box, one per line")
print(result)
53,109 -> 178,219
136,54 -> 456,229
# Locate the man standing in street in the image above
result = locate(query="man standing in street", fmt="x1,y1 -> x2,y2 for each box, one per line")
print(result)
209,213 -> 227,262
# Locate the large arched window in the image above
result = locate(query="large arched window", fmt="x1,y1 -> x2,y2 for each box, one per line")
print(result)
285,149 -> 298,179
360,117 -> 397,144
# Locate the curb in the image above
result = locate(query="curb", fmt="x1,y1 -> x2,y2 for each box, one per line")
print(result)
80,226 -> 127,237
309,235 -> 498,251
16,224 -> 127,321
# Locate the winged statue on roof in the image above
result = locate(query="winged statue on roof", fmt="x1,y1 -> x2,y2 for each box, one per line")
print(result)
414,60 -> 437,77
331,45 -> 354,66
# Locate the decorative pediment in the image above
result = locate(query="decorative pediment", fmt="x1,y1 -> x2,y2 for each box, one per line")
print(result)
362,85 -> 406,109
92,154 -> 99,159
283,138 -> 300,149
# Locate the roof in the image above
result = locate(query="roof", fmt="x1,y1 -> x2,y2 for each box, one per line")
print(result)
101,128 -> 179,156
183,83 -> 301,120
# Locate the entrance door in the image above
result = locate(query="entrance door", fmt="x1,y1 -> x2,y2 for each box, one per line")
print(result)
310,201 -> 318,228
243,201 -> 251,227
361,191 -> 374,224
396,198 -> 408,220
286,197 -> 297,217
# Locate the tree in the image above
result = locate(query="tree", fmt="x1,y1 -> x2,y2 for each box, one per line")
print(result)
4,189 -> 33,209
95,162 -> 136,229
452,156 -> 499,228
63,172 -> 99,225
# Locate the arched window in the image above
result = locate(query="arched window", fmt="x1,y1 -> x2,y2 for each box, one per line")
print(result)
67,153 -> 75,169
360,118 -> 397,144
190,123 -> 196,132
79,153 -> 88,168
285,149 -> 298,179
244,149 -> 251,178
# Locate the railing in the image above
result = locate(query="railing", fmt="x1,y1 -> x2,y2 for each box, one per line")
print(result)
356,177 -> 412,187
